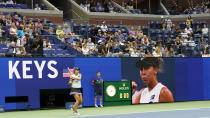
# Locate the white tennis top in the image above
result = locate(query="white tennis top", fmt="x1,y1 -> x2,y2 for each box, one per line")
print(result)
140,83 -> 165,103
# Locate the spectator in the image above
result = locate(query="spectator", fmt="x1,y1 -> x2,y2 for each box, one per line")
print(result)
9,23 -> 18,41
168,47 -> 175,57
0,15 -> 6,26
194,25 -> 202,34
35,19 -> 43,31
141,35 -> 149,46
165,16 -> 172,29
43,37 -> 52,49
6,14 -> 12,26
48,27 -> 54,35
35,3 -> 41,11
188,36 -> 196,47
0,23 -> 5,43
86,38 -> 95,50
23,34 -> 34,55
16,26 -> 24,46
129,26 -> 136,37
202,49 -> 209,57
32,28 -> 41,39
42,20 -> 49,31
162,47 -> 169,57
65,32 -> 73,46
98,42 -> 106,56
180,36 -> 188,46
202,24 -> 208,34
181,29 -> 188,38
199,37 -> 208,48
136,26 -> 143,36
127,33 -> 135,43
108,2 -> 114,13
56,25 -> 64,36
80,2 -> 85,9
82,43 -> 89,56
89,45 -> 98,56
152,46 -> 162,57
63,23 -> 71,35
117,30 -> 124,39
145,49 -> 152,57
12,14 -> 20,26
185,25 -> 193,36
139,47 -> 145,57
130,47 -> 139,57
34,35 -> 43,57
6,0 -> 14,4
186,16 -> 193,27
95,2 -> 104,12
112,42 -> 122,56
6,41 -> 16,57
103,0 -> 109,12
177,49 -> 185,57
58,33 -> 65,42
75,42 -> 82,52
100,21 -> 108,33
24,27 -> 33,38
162,23 -> 166,31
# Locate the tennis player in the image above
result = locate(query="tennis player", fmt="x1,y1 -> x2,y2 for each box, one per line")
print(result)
132,58 -> 174,104
69,67 -> 83,115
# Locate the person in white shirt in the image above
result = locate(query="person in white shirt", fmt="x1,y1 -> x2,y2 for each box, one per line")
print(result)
100,21 -> 108,33
68,67 -> 83,116
34,3 -> 41,11
86,38 -> 95,50
130,48 -> 139,57
180,36 -> 188,46
152,47 -> 162,57
43,37 -> 52,49
202,24 -> 209,35
185,25 -> 193,35
6,0 -> 14,4
132,58 -> 174,104
82,43 -> 89,56
181,29 -> 188,38
188,36 -> 196,47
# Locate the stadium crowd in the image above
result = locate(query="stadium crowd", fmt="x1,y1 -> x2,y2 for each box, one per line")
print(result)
183,1 -> 210,14
68,17 -> 209,57
0,12 -> 60,57
79,0 -> 121,13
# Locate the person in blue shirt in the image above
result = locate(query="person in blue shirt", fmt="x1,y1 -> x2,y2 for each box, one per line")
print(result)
16,26 -> 24,39
92,72 -> 103,107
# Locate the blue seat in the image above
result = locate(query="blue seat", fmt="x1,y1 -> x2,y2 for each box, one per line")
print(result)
142,9 -> 148,14
200,21 -> 206,28
20,4 -> 28,9
179,22 -> 186,29
130,10 -> 134,14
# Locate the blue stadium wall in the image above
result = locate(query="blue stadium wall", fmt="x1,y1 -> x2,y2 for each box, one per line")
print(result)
0,58 -> 210,110
0,58 -> 121,110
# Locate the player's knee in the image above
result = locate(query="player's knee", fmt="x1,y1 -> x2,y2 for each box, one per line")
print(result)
79,98 -> 83,104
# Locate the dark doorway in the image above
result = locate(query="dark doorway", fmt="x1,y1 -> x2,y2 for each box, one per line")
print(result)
40,89 -> 74,108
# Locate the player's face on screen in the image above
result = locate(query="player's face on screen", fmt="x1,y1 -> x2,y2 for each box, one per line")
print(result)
140,66 -> 158,85
75,70 -> 79,74
97,72 -> 101,77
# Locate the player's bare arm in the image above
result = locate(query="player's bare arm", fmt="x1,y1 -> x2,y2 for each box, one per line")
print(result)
159,87 -> 174,103
132,88 -> 144,104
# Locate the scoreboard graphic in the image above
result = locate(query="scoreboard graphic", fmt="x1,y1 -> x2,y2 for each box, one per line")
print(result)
103,81 -> 131,106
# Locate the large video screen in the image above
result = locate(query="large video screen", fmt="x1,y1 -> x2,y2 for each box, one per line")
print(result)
121,58 -> 210,104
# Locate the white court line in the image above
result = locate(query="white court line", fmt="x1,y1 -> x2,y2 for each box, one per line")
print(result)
61,107 -> 210,118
